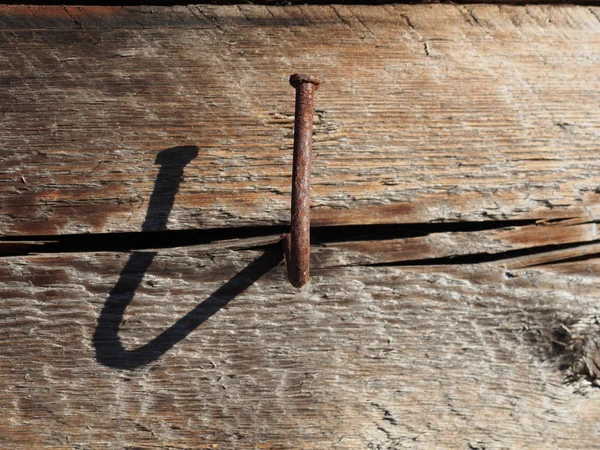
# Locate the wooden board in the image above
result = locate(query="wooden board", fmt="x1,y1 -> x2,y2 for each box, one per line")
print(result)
2,4 -> 600,448
9,1 -> 600,6
1,4 -> 600,235
1,234 -> 599,448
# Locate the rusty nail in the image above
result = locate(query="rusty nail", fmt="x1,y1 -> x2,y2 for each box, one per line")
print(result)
283,73 -> 320,288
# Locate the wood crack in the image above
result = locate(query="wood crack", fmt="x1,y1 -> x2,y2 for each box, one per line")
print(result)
367,239 -> 600,268
5,1 -> 600,5
2,218 -> 599,270
0,219 -> 537,256
62,6 -> 82,28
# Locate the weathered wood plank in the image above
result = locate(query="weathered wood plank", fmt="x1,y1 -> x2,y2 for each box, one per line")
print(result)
1,4 -> 600,235
0,244 -> 599,448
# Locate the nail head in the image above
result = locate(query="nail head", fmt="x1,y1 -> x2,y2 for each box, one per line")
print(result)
289,73 -> 321,89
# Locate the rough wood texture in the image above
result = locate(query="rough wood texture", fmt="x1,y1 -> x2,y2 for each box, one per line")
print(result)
8,1 -> 600,7
319,217 -> 600,266
1,237 -> 599,448
2,4 -> 600,448
2,4 -> 600,235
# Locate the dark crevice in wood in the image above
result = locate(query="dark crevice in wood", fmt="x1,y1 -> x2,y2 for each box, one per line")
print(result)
542,318 -> 600,387
527,251 -> 600,268
367,239 -> 600,268
0,219 -> 538,257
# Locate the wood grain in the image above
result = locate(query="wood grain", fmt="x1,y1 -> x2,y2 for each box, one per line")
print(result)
0,241 -> 599,448
2,4 -> 600,447
318,217 -> 600,266
1,5 -> 600,235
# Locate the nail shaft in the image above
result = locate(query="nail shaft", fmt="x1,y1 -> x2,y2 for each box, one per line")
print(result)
285,73 -> 320,288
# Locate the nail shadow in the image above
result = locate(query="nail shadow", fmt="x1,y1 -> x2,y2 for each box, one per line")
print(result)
93,146 -> 282,370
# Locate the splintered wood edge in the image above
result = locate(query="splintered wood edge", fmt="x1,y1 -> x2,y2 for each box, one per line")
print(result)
4,217 -> 599,269
1,4 -> 599,235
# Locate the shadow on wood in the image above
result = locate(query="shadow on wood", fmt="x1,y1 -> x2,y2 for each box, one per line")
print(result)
93,146 -> 283,369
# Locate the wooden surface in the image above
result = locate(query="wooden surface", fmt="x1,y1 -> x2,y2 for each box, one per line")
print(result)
1,4 -> 600,235
1,237 -> 600,448
9,1 -> 600,6
1,4 -> 600,449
